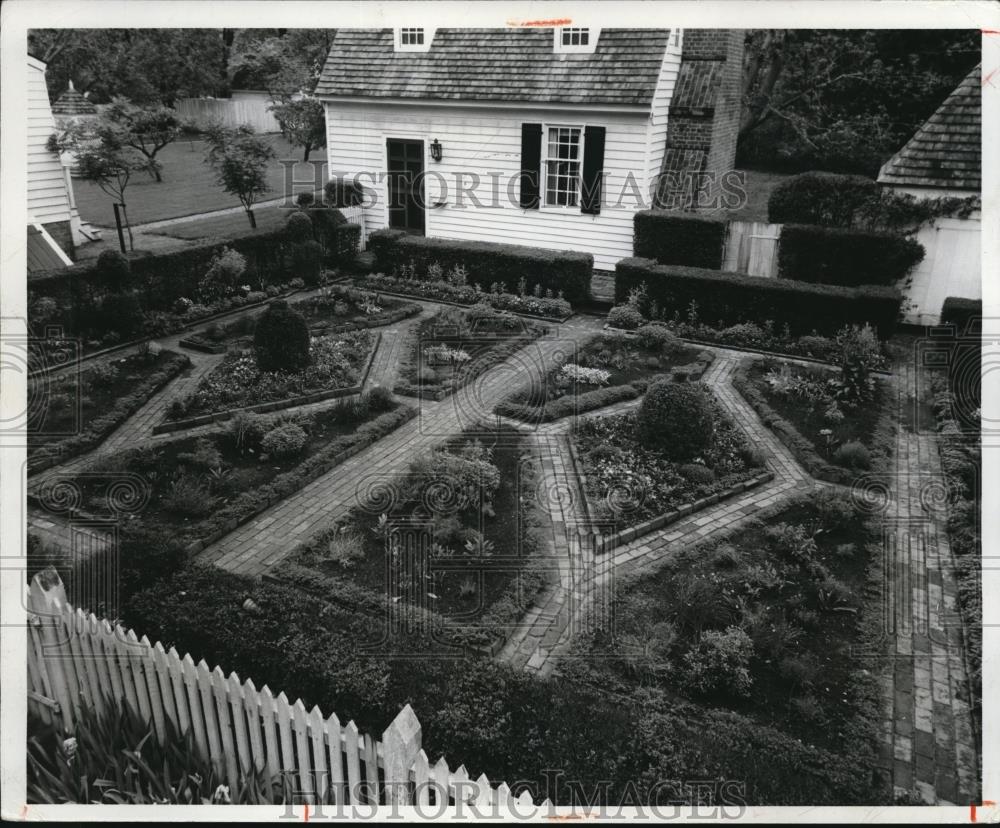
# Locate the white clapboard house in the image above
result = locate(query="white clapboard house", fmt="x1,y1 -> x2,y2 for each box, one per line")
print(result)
316,28 -> 743,270
878,64 -> 982,326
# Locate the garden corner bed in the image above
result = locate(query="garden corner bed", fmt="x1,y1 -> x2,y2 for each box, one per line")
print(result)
496,327 -> 713,423
564,490 -> 886,763
28,346 -> 190,474
158,329 -> 379,432
275,428 -> 551,653
394,305 -> 548,401
571,382 -> 768,540
732,358 -> 895,486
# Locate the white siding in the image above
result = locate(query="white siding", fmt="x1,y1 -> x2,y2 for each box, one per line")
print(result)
27,59 -> 71,226
646,31 -> 683,184
324,101 -> 655,270
902,214 -> 981,326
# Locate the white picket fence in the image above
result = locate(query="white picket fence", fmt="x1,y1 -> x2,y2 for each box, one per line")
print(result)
26,570 -> 542,809
175,95 -> 282,133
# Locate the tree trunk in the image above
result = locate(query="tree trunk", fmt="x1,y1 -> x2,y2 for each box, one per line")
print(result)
121,203 -> 135,251
246,207 -> 257,229
739,30 -> 787,139
302,144 -> 311,163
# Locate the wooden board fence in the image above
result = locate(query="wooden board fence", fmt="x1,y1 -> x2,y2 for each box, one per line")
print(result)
175,96 -> 282,134
25,569 -> 546,810
722,220 -> 782,279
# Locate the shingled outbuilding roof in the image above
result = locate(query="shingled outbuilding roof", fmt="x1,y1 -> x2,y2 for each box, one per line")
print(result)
51,81 -> 97,116
315,28 -> 671,106
878,65 -> 981,191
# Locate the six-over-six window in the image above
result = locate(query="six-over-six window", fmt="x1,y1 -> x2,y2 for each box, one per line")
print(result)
544,126 -> 583,206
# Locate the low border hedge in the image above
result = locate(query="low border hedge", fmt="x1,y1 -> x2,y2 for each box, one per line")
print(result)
496,383 -> 644,423
368,229 -> 593,305
777,224 -> 925,288
633,211 -> 727,269
615,257 -> 902,339
27,351 -> 191,475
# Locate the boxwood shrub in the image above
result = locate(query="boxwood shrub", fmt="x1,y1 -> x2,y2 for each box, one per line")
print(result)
767,172 -> 882,227
777,224 -> 924,287
368,229 -> 593,304
633,210 -> 727,269
940,297 -> 981,333
615,257 -> 902,338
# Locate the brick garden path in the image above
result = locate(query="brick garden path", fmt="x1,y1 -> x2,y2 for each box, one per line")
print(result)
25,300 -> 978,803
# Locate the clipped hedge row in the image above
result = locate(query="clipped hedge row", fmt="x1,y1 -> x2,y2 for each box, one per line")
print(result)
633,210 -> 727,269
777,224 -> 925,287
368,229 -> 593,304
27,351 -> 191,475
940,296 -> 981,333
496,383 -> 644,423
767,172 -> 881,227
615,257 -> 902,339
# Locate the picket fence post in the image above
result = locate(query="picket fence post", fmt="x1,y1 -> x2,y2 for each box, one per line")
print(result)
381,704 -> 421,806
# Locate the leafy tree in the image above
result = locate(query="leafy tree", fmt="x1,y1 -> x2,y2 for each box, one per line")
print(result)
739,30 -> 980,174
203,125 -> 277,228
228,29 -> 335,100
269,98 -> 326,161
102,98 -> 181,182
28,29 -> 226,105
49,122 -> 148,251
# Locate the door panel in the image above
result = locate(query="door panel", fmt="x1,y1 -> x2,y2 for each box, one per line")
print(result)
386,139 -> 425,234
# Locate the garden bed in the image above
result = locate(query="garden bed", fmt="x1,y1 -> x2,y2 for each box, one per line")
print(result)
566,491 -> 885,755
157,329 -> 379,432
732,358 -> 894,486
349,273 -> 574,321
394,305 -> 547,401
35,392 -> 414,556
179,286 -> 421,353
495,328 -> 712,423
278,429 -> 551,652
571,384 -> 766,535
27,347 -> 190,474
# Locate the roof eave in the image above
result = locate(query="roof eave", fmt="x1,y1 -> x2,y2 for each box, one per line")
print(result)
316,93 -> 651,115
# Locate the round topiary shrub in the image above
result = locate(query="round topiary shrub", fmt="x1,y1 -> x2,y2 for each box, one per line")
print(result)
678,462 -> 716,486
253,300 -> 311,372
261,423 -> 308,458
607,304 -> 644,330
833,440 -> 871,470
286,211 -> 315,243
96,249 -> 131,291
296,192 -> 315,208
637,380 -> 714,461
292,240 -> 324,286
636,323 -> 680,353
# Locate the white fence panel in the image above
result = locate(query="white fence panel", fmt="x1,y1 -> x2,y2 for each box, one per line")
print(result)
175,96 -> 282,133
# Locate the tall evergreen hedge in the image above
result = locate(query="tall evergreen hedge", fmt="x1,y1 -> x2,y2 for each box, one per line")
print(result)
633,211 -> 727,269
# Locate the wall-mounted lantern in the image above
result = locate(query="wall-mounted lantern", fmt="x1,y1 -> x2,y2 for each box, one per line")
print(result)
430,138 -> 443,162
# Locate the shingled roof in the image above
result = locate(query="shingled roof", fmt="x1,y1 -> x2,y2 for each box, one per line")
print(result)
52,82 -> 96,116
878,65 -> 981,191
315,29 -> 671,106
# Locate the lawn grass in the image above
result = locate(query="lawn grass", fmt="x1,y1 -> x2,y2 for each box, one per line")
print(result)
73,134 -> 323,227
146,206 -> 292,240
722,168 -> 795,223
568,491 -> 882,753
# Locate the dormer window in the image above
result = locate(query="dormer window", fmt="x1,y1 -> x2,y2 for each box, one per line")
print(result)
554,27 -> 600,54
394,28 -> 434,52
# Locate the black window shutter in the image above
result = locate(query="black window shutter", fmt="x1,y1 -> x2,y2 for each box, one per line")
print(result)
519,123 -> 542,209
581,126 -> 606,215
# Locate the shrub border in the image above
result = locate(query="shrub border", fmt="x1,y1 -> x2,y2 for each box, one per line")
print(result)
340,277 -> 574,323
731,359 -> 894,487
153,331 -> 382,434
27,351 -> 191,476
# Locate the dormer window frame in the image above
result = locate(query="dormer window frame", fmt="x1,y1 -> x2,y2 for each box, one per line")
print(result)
553,27 -> 600,54
394,28 -> 434,52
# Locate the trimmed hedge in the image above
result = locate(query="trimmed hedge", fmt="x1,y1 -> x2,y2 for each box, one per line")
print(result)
767,172 -> 881,227
633,211 -> 727,269
496,383 -> 644,423
940,297 -> 981,333
368,229 -> 593,304
615,257 -> 902,338
777,224 -> 924,287
27,351 -> 191,475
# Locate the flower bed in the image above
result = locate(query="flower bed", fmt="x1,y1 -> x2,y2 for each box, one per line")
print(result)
732,359 -> 894,486
565,491 -> 885,758
352,272 -> 573,320
37,392 -> 413,558
280,429 -> 550,651
179,286 -> 421,353
28,347 -> 190,474
166,329 -> 377,422
496,329 -> 712,423
394,305 -> 547,400
572,386 -> 764,533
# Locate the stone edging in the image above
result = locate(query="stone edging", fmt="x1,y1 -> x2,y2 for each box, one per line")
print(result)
152,331 -> 382,434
